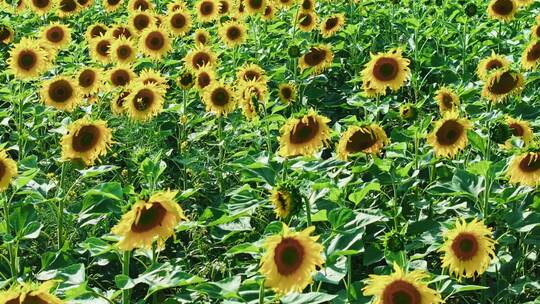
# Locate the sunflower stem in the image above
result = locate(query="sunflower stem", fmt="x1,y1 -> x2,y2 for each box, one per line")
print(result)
181,90 -> 187,190
121,251 -> 131,304
57,162 -> 67,250
217,116 -> 224,194
303,196 -> 311,227
258,279 -> 265,304
2,192 -> 17,278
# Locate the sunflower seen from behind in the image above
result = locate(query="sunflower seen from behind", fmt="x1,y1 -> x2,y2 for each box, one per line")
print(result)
507,150 -> 540,187
435,86 -> 460,113
440,218 -> 496,280
260,224 -> 324,294
40,76 -> 81,112
278,109 -> 331,157
0,149 -> 17,191
426,111 -> 471,158
299,44 -> 333,75
361,48 -> 410,94
124,81 -> 166,121
337,124 -> 389,160
202,82 -> 237,117
8,38 -> 50,80
0,281 -> 64,304
112,190 -> 187,251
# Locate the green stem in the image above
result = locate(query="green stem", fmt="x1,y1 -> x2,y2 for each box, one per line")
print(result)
3,193 -> 17,277
217,117 -> 224,194
304,196 -> 312,227
57,162 -> 67,250
258,279 -> 265,304
122,251 -> 131,304
181,90 -> 187,190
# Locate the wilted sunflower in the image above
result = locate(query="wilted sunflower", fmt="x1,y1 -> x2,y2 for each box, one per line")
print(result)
278,110 -> 331,157
40,76 -> 81,111
127,0 -> 152,12
507,151 -> 540,186
194,28 -> 211,45
237,63 -> 267,84
487,0 -> 517,22
86,23 -> 108,41
138,68 -> 168,90
440,218 -> 496,280
139,26 -> 172,60
337,124 -> 389,160
503,116 -> 534,147
194,64 -> 216,90
77,67 -> 102,95
111,90 -> 130,115
320,13 -> 345,38
435,86 -> 460,113
361,48 -> 410,93
260,224 -> 324,294
363,263 -> 443,304
218,0 -> 231,15
0,25 -> 14,44
481,69 -> 524,102
111,190 -> 187,250
8,38 -> 50,80
27,0 -> 54,14
196,0 -> 219,22
244,0 -> 265,14
521,39 -> 540,70
476,51 -> 510,80
57,0 -> 80,18
166,10 -> 192,36
0,281 -> 64,304
110,37 -> 137,63
299,44 -> 333,75
0,150 -> 17,191
107,64 -> 136,89
61,117 -> 112,165
297,11 -> 318,32
177,71 -> 195,90
108,24 -> 134,39
219,21 -> 247,47
269,186 -> 299,218
184,45 -> 218,71
124,82 -> 166,121
89,34 -> 112,63
278,83 -> 296,103
130,11 -> 154,33
202,82 -> 237,117
103,0 -> 123,11
41,22 -> 71,49
426,111 -> 471,158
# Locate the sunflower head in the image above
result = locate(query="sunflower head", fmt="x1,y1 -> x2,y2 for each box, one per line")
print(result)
138,68 -> 169,90
0,150 -> 17,192
41,22 -> 71,49
86,23 -> 108,41
196,0 -> 219,22
184,45 -> 217,71
194,64 -> 215,90
299,44 -> 334,75
107,64 -> 136,89
361,48 -> 411,92
124,82 -> 166,121
300,0 -> 314,11
237,63 -> 267,84
481,69 -> 524,103
218,0 -> 231,15
477,52 -> 510,80
261,3 -> 275,20
112,90 -> 130,115
507,151 -> 540,186
167,0 -> 187,11
57,0 -> 80,17
202,82 -> 237,117
219,20 -> 247,47
27,0 -> 54,14
130,11 -> 154,33
167,10 -> 192,36
89,34 -> 112,63
40,76 -> 81,112
0,25 -> 14,45
320,13 -> 345,38
61,117 -> 113,165
297,11 -> 318,32
110,37 -> 137,64
194,28 -> 211,46
103,0 -> 123,11
488,0 -> 517,22
278,109 -> 331,157
239,79 -> 268,104
278,83 -> 296,103
435,86 -> 460,113
0,281 -> 64,304
177,71 -> 195,90
337,124 -> 389,160
521,39 -> 540,70
77,67 -> 102,95
270,183 -> 300,219
399,103 -> 417,120
383,229 -> 406,252
426,111 -> 471,158
139,26 -> 172,60
503,116 -> 534,147
127,0 -> 152,13
109,25 -> 134,39
244,0 -> 265,14
8,38 -> 50,80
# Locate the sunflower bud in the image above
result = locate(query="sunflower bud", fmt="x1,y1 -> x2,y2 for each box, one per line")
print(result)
383,230 -> 405,252
465,3 -> 477,17
490,122 -> 512,144
288,45 -> 301,58
399,103 -> 417,120
180,115 -> 189,125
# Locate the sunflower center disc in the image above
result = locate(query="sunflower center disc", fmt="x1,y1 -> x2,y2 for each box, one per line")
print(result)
60,0 -> 77,12
488,71 -> 517,95
325,17 -> 339,30
526,42 -> 540,61
436,120 -> 463,146
135,89 -> 154,111
304,49 -> 325,67
118,46 -> 131,58
79,70 -> 95,87
346,129 -> 376,153
131,202 -> 167,232
135,16 -> 150,30
442,94 -> 453,109
50,80 -> 73,103
134,0 -> 148,10
485,59 -> 502,71
113,71 -> 129,86
172,14 -> 186,28
519,153 -> 540,172
451,232 -> 479,260
211,88 -> 229,106
194,53 -> 210,68
18,51 -> 37,70
147,33 -> 164,50
91,26 -> 106,38
274,238 -> 304,275
493,0 -> 513,15
0,28 -> 10,41
97,41 -> 110,56
33,0 -> 49,8
48,28 -> 63,42
72,125 -> 100,152
201,2 -> 213,15
15,294 -> 49,304
290,117 -> 319,144
249,0 -> 263,9
0,161 -> 5,181
108,0 -> 120,5
281,87 -> 292,99
373,57 -> 398,81
508,123 -> 524,137
382,280 -> 421,304
198,73 -> 210,87
227,27 -> 241,40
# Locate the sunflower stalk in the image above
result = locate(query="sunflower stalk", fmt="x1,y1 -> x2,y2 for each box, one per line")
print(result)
217,116 -> 224,194
57,162 -> 67,250
303,196 -> 311,227
121,251 -> 131,304
2,191 -> 18,277
258,279 -> 265,304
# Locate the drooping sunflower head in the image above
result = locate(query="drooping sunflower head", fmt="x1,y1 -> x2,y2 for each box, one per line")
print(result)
41,22 -> 71,49
108,24 -> 135,39
320,13 -> 345,38
481,69 -> 524,103
487,0 -> 517,22
184,45 -> 218,71
278,83 -> 296,103
194,28 -> 211,46
0,150 -> 17,192
297,11 -> 318,32
89,34 -> 112,63
435,86 -> 460,113
110,37 -> 137,63
244,0 -> 265,14
399,103 -> 417,120
503,116 -> 534,147
40,76 -> 81,112
194,64 -> 215,90
521,39 -> 540,70
361,48 -> 411,92
139,26 -> 172,60
138,68 -> 169,90
260,224 -> 324,294
362,80 -> 385,98
166,10 -> 192,36
86,23 -> 108,41
0,281 -> 64,304
363,263 -> 443,304
278,109 -> 331,157
299,44 -> 334,75
477,52 -> 510,80
103,0 -> 123,11
196,0 -> 219,22
27,0 -> 54,14
177,71 -> 195,90
426,111 -> 471,158
8,38 -> 50,80
107,64 -> 136,89
0,25 -> 14,45
111,190 -> 187,250
61,117 -> 113,166
130,11 -> 154,33
507,151 -> 540,187
77,67 -> 102,96
218,20 -> 247,47
440,218 -> 496,280
127,0 -> 153,13
57,0 -> 80,17
202,82 -> 237,117
337,124 -> 389,160
270,183 -> 300,219
124,81 -> 166,121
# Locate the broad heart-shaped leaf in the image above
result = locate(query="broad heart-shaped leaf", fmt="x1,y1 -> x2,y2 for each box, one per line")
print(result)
80,182 -> 124,216
37,263 -> 86,294
348,182 -> 381,205
191,275 -> 241,300
280,292 -> 337,304
427,169 -> 484,199
9,204 -> 39,239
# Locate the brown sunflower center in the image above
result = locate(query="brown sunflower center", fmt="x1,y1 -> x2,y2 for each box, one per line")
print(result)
0,27 -> 10,41
59,0 -> 77,12
289,116 -> 319,144
90,25 -> 107,38
112,27 -> 132,39
441,93 -> 454,109
134,89 -> 155,111
171,13 -> 186,28
299,13 -> 313,27
518,153 -> 540,173
133,0 -> 149,10
134,15 -> 150,31
304,48 -> 327,67
145,31 -> 165,50
17,50 -> 37,71
32,0 -> 49,8
535,26 -> 540,38
281,87 -> 292,99
9,294 -> 50,304
117,45 -> 132,59
219,0 -> 229,13
210,88 -> 230,106
263,5 -> 272,16
508,123 -> 524,137
325,17 -> 339,31
193,52 -> 211,68
78,69 -> 96,88
197,72 -> 210,88
181,73 -> 193,86
488,71 -> 517,95
107,0 -> 120,5
200,1 -> 214,15
116,91 -> 129,108
0,160 -> 5,181
111,70 -> 131,86
526,42 -> 540,62
301,0 -> 312,10
46,26 -> 64,43
196,34 -> 207,44
48,80 -> 73,103
77,0 -> 89,6
248,0 -> 263,9
435,119 -> 464,146
72,125 -> 101,152
485,59 -> 503,71
226,26 -> 241,40
451,232 -> 479,261
276,191 -> 288,211
131,202 -> 167,233
274,237 -> 304,275
96,40 -> 111,57
373,57 -> 399,82
382,280 -> 421,304
492,0 -> 514,16
346,129 -> 377,153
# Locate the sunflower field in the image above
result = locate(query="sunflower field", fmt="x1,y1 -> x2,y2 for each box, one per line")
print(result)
1,0 -> 540,302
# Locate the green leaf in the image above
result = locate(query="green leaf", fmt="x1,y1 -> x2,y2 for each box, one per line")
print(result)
280,292 -> 337,304
348,182 -> 381,205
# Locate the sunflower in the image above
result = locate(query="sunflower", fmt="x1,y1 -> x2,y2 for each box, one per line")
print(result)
237,63 -> 267,84
77,67 -> 102,95
40,76 -> 81,111
124,82 -> 166,121
89,34 -> 112,63
503,116 -> 534,147
184,45 -> 218,71
399,103 -> 417,120
77,0 -> 93,9
440,218 -> 496,280
244,0 -> 265,14
138,68 -> 168,89
363,263 -> 443,304
61,117 -> 112,165
261,3 -> 275,20
139,26 -> 172,60
219,21 -> 247,47
111,190 -> 187,251
194,28 -> 211,45
194,64 -> 216,90
107,64 -> 136,89
0,25 -> 14,45
166,10 -> 192,36
515,0 -> 533,6
297,11 -> 318,32
270,184 -> 300,219
507,151 -> 540,186
196,0 -> 219,23
27,0 -> 54,14
202,82 -> 237,117
108,25 -> 135,39
275,0 -> 294,8
111,90 -> 130,115
299,44 -> 333,75
0,150 -> 17,191
426,111 -> 471,158
177,71 -> 195,90
361,48 -> 410,93
300,0 -> 314,11
127,0 -> 152,12
532,24 -> 540,39
487,0 -> 517,22
481,69 -> 524,103
86,23 -> 108,41
8,38 -> 50,80
362,80 -> 385,98
167,0 -> 187,12
233,0 -> 246,19
476,51 -> 510,80
130,11 -> 154,33
320,13 -> 345,38
41,22 -> 71,49
0,281 -> 64,304
278,83 -> 296,103
260,224 -> 324,294
337,124 -> 389,160
218,0 -> 231,15
103,0 -> 123,12
240,94 -> 258,120
240,80 -> 268,104
521,39 -> 540,70
435,86 -> 460,113
110,37 -> 137,64
278,110 -> 331,157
